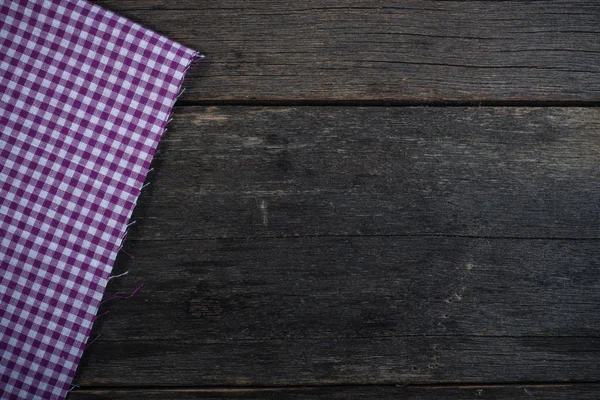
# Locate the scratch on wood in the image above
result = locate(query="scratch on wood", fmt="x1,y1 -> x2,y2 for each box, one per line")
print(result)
194,107 -> 228,122
259,199 -> 268,226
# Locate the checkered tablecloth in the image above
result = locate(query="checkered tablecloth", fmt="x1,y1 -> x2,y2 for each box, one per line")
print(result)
0,1 -> 199,398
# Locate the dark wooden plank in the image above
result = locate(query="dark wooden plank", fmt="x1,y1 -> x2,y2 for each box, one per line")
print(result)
76,336 -> 600,386
129,106 -> 600,240
92,0 -> 600,102
68,384 -> 600,399
72,237 -> 600,385
87,237 -> 600,340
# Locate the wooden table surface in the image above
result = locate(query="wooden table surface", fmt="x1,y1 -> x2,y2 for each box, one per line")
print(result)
71,1 -> 600,399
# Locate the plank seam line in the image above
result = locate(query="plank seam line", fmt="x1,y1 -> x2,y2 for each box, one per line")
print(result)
124,234 -> 600,242
69,381 -> 600,392
83,334 -> 600,345
175,100 -> 600,107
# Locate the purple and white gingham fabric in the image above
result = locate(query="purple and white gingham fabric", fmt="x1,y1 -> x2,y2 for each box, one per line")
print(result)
0,0 -> 199,398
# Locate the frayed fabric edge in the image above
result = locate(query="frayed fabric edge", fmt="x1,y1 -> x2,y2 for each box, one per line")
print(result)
67,52 -> 206,395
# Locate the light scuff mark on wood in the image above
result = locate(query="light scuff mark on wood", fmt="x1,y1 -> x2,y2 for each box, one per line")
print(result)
259,199 -> 269,226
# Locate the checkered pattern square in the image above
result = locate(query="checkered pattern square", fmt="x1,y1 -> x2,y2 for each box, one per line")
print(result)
0,0 -> 199,398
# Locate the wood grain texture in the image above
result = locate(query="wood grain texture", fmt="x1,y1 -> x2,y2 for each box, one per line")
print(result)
91,0 -> 600,102
68,384 -> 600,399
87,237 -> 600,340
71,107 -> 600,393
128,106 -> 600,240
76,336 -> 600,386
72,236 -> 600,386
72,2 -> 600,397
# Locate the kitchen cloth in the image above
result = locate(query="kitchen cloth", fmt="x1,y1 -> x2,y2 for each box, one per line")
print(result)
0,0 -> 199,398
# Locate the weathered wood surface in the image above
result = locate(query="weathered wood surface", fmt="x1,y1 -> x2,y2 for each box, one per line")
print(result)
92,0 -> 600,102
69,384 -> 600,399
71,1 -> 600,398
74,236 -> 600,386
130,107 -> 600,240
83,237 -> 600,341
71,106 -> 600,396
76,336 -> 600,386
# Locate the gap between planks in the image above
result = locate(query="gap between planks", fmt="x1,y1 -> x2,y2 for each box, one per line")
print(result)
69,381 -> 600,391
175,99 -> 600,108
122,234 -> 600,243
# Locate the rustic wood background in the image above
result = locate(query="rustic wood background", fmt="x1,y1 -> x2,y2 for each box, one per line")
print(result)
72,1 -> 600,398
